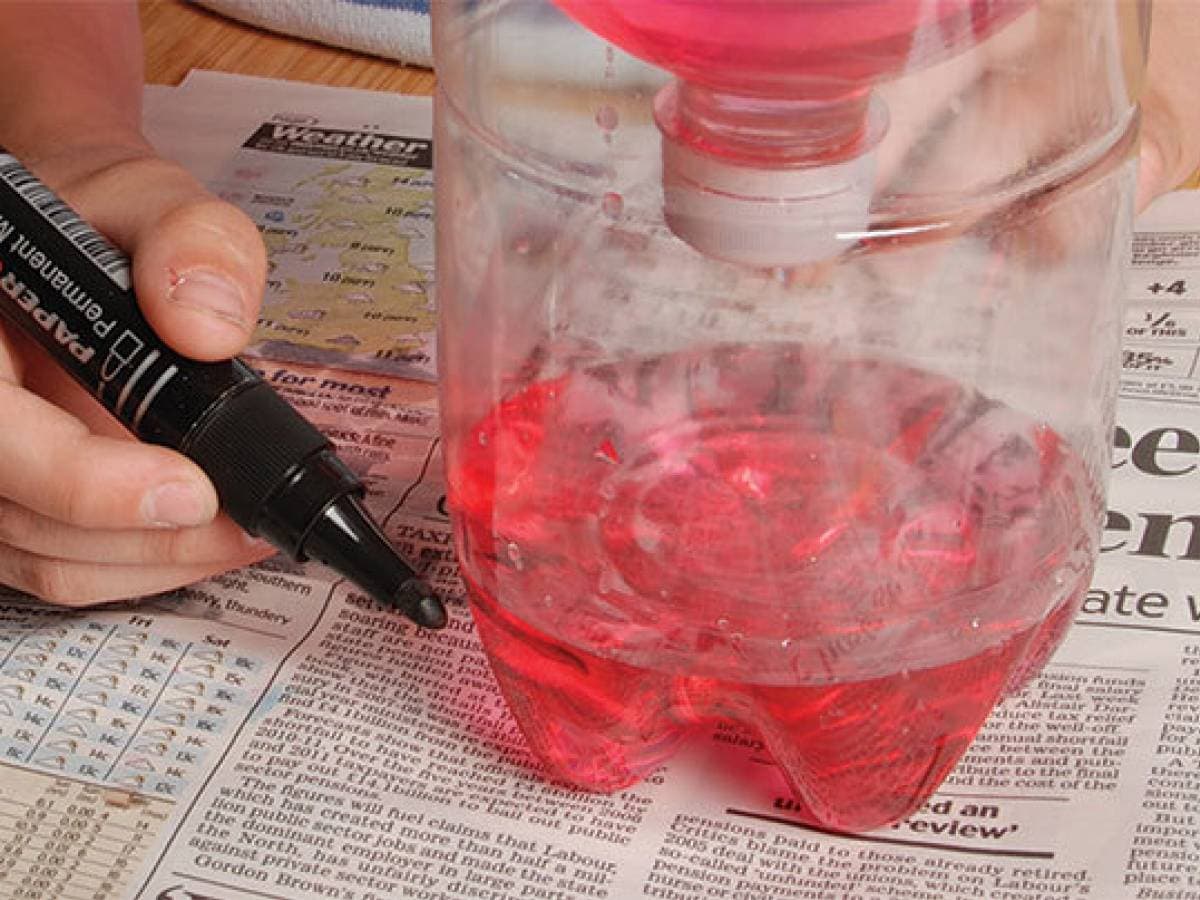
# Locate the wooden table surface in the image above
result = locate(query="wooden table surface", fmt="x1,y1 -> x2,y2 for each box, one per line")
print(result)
138,0 -> 435,95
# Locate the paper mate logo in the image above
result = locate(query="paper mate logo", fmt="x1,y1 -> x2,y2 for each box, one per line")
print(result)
242,123 -> 432,168
0,256 -> 96,364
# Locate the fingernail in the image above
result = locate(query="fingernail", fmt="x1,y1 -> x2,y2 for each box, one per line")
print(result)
167,268 -> 250,330
142,481 -> 214,528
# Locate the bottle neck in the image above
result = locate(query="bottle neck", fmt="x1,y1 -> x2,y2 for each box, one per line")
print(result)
655,82 -> 881,169
653,79 -> 888,268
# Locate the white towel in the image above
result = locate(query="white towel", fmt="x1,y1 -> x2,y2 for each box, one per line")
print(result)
192,0 -> 433,68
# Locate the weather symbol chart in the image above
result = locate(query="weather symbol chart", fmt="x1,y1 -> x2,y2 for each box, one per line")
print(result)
0,599 -> 281,898
0,608 -> 263,799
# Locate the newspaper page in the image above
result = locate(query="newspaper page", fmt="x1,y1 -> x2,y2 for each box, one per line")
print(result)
0,72 -> 1196,900
145,71 -> 437,382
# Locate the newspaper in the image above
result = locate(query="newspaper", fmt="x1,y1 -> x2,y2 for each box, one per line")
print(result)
0,71 -> 1197,900
145,71 -> 438,382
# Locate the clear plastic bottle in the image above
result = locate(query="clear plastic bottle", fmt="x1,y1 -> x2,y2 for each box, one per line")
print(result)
433,0 -> 1147,832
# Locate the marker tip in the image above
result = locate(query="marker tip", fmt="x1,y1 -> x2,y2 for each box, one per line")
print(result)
396,578 -> 448,629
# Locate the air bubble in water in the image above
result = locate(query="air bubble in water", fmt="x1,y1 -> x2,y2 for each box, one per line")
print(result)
506,542 -> 524,570
594,438 -> 620,464
602,192 -> 624,219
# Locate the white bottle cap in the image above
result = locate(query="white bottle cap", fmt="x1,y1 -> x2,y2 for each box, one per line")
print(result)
657,91 -> 886,268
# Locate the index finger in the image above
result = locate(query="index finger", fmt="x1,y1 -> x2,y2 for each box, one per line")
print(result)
0,378 -> 218,530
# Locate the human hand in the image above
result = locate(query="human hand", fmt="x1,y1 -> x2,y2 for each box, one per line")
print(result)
868,0 -> 1198,248
1137,0 -> 1200,211
0,139 -> 275,605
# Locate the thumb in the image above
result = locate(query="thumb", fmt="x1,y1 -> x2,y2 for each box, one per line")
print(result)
58,153 -> 266,362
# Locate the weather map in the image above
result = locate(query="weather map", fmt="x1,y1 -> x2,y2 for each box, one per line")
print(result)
212,123 -> 437,381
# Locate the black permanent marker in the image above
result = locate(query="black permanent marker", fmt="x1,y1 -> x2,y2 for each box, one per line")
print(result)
0,152 -> 447,629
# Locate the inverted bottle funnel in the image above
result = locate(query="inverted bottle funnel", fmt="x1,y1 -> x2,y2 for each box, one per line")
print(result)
553,0 -> 1031,265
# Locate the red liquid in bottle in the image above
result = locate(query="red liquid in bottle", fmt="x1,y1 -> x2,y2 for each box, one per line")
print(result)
448,344 -> 1093,832
551,0 -> 1029,95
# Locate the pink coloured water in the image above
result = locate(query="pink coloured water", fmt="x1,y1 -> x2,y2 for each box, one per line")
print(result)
551,0 -> 1030,95
448,344 -> 1093,832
